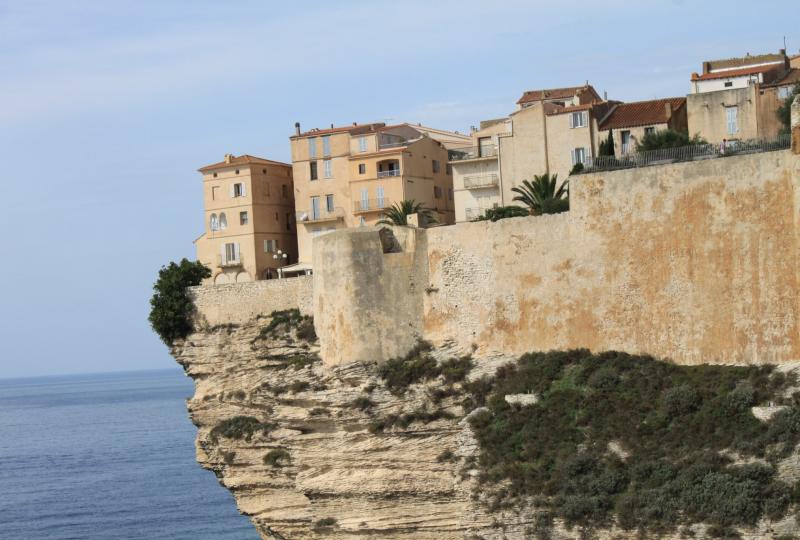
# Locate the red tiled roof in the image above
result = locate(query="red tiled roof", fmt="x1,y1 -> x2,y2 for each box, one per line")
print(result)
546,103 -> 595,115
198,154 -> 290,172
762,68 -> 800,88
599,98 -> 685,130
691,64 -> 778,81
293,122 -> 385,138
517,85 -> 599,105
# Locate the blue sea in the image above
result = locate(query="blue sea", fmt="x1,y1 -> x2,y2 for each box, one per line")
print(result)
0,369 -> 260,540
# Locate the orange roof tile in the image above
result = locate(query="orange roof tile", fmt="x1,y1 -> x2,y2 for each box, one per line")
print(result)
293,123 -> 385,138
599,98 -> 685,130
517,85 -> 600,105
691,64 -> 778,81
198,154 -> 290,172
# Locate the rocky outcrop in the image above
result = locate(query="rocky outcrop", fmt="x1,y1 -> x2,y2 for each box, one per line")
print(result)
172,317 -> 800,539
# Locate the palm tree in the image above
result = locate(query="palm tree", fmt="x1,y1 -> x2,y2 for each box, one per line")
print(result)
377,200 -> 437,226
511,174 -> 569,216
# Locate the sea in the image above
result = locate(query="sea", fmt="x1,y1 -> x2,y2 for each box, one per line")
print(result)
0,369 -> 261,540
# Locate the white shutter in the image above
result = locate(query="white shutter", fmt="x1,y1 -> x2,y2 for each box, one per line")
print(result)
570,149 -> 576,166
241,183 -> 246,197
582,111 -> 588,127
569,114 -> 574,129
229,184 -> 235,198
234,243 -> 240,262
220,243 -> 226,262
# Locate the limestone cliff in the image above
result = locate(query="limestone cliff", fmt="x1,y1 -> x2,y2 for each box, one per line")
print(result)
172,314 -> 800,540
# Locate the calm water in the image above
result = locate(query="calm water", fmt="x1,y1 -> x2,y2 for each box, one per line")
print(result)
0,369 -> 260,540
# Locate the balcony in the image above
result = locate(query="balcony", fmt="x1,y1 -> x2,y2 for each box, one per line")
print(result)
295,207 -> 345,224
463,173 -> 499,189
377,169 -> 401,178
217,254 -> 244,268
353,199 -> 392,214
448,144 -> 497,162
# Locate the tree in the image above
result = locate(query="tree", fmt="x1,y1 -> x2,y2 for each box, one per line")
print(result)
598,129 -> 615,157
473,205 -> 530,222
377,200 -> 437,226
777,83 -> 800,134
511,174 -> 569,216
148,259 -> 211,346
636,129 -> 707,151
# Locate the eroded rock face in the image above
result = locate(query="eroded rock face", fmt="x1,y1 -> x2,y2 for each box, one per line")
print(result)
172,319 -> 800,540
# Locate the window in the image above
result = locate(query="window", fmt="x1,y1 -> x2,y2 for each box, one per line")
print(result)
219,213 -> 228,230
569,111 -> 588,128
326,194 -> 334,213
360,188 -> 369,211
724,81 -> 733,88
322,135 -> 331,156
311,196 -> 321,219
239,211 -> 248,225
359,216 -> 366,227
726,106 -> 738,135
621,130 -> 631,153
213,172 -> 218,178
211,186 -> 219,200
308,137 -> 317,158
358,163 -> 366,175
285,213 -> 291,231
275,212 -> 279,221
310,161 -> 318,181
434,186 -> 443,198
264,239 -> 278,253
571,148 -> 587,166
358,136 -> 367,152
209,213 -> 219,231
446,164 -> 452,175
432,159 -> 440,174
376,186 -> 385,208
282,184 -> 288,198
478,136 -> 493,157
778,86 -> 792,99
644,127 -> 656,137
223,242 -> 239,263
323,159 -> 332,178
232,183 -> 245,197
235,169 -> 239,175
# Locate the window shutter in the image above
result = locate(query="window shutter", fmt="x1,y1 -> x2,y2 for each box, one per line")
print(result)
582,112 -> 588,127
220,243 -> 226,261
234,243 -> 240,261
241,183 -> 246,197
570,149 -> 576,165
229,184 -> 235,198
569,114 -> 574,129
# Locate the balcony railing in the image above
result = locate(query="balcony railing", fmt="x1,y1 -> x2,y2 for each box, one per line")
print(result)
295,207 -> 345,223
448,144 -> 498,162
217,254 -> 244,268
377,169 -> 401,178
578,134 -> 791,174
463,173 -> 499,189
353,199 -> 392,214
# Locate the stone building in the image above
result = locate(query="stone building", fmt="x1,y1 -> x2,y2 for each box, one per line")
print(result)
194,154 -> 296,284
597,97 -> 688,155
287,122 -> 469,268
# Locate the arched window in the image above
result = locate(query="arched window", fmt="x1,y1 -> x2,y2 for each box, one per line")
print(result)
219,213 -> 228,230
209,213 -> 219,231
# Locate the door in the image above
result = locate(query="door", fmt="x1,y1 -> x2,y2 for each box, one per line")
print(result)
360,188 -> 369,211
311,196 -> 321,219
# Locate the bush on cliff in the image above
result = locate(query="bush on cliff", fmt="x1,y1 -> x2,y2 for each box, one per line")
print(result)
467,349 -> 799,535
377,342 -> 473,395
210,416 -> 274,443
635,129 -> 707,151
148,259 -> 211,346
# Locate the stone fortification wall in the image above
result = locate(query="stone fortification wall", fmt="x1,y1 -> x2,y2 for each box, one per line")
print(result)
189,275 -> 312,327
316,149 -> 800,366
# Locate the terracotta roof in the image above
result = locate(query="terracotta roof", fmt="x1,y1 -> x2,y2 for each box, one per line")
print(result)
198,154 -> 291,172
599,98 -> 685,130
762,68 -> 800,88
546,103 -> 595,115
705,53 -> 786,72
293,122 -> 385,138
691,64 -> 778,81
517,85 -> 599,105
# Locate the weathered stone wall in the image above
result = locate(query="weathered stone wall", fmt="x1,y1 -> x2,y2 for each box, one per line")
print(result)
319,149 -> 800,366
189,275 -> 312,327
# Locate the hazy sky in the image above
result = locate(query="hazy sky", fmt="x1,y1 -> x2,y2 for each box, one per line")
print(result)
0,0 -> 796,378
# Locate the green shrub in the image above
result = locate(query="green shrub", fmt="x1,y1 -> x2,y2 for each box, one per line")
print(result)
210,416 -> 274,443
148,259 -> 211,345
313,517 -> 337,530
378,341 -> 437,394
288,381 -> 309,393
369,409 -> 455,433
440,356 -> 473,383
473,205 -> 530,222
257,309 -> 316,342
436,449 -> 456,463
221,451 -> 236,465
263,448 -> 291,467
636,129 -> 707,151
466,350 -> 796,534
350,396 -> 375,411
309,407 -> 330,416
283,354 -> 319,370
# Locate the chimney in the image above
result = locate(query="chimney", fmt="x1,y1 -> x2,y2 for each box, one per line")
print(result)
224,153 -> 233,163
792,95 -> 800,154
702,61 -> 711,74
780,48 -> 786,56
604,90 -> 608,101
330,123 -> 334,129
294,122 -> 300,136
665,101 -> 673,119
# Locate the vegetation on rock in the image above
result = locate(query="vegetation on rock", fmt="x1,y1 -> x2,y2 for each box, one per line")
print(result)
467,349 -> 800,535
148,259 -> 211,345
378,341 -> 473,395
257,309 -> 316,342
264,448 -> 291,467
210,416 -> 274,443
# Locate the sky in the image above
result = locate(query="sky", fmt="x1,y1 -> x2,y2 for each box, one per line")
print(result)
0,0 -> 796,378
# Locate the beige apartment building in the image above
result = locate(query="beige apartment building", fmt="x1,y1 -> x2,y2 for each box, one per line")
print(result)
288,122 -> 469,267
195,154 -> 296,284
687,50 -> 796,142
597,97 -> 688,155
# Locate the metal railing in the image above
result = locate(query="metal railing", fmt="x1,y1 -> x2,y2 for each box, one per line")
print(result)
295,207 -> 345,223
463,173 -> 499,189
377,169 -> 401,178
448,144 -> 498,161
217,254 -> 244,268
579,134 -> 791,174
378,140 -> 409,149
353,199 -> 392,213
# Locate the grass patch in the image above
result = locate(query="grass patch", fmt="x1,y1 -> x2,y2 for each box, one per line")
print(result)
349,396 -> 375,411
378,341 -> 473,395
210,416 -> 274,443
313,517 -> 337,530
282,353 -> 319,370
436,449 -> 457,463
468,349 -> 798,535
440,356 -> 474,383
256,309 -> 316,342
369,409 -> 455,433
263,448 -> 291,467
